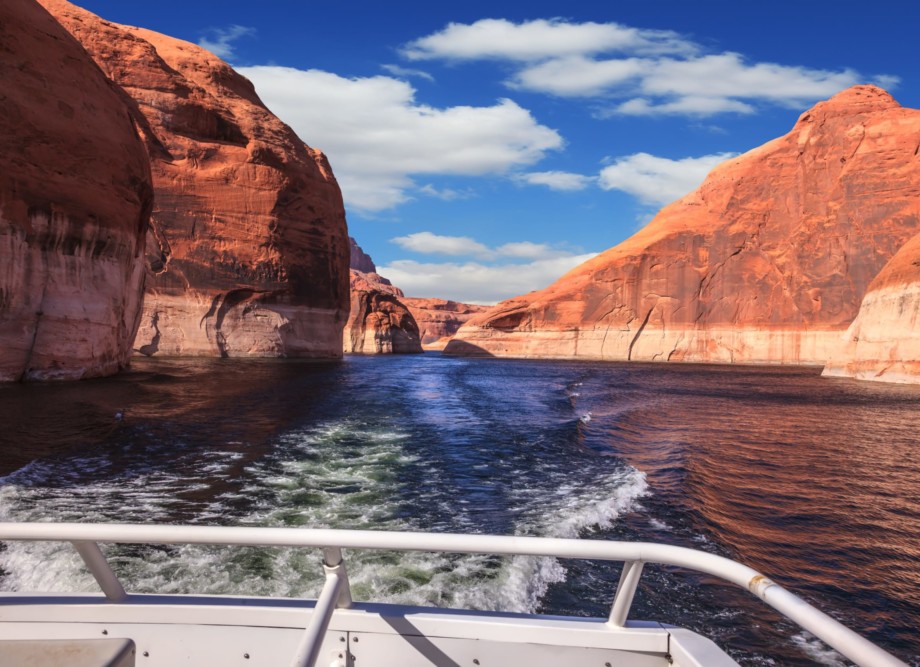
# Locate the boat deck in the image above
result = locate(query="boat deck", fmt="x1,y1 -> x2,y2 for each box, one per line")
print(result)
0,522 -> 907,667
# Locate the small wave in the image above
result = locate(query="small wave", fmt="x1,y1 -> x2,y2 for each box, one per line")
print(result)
579,412 -> 592,424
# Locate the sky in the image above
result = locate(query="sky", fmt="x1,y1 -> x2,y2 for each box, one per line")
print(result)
74,0 -> 919,304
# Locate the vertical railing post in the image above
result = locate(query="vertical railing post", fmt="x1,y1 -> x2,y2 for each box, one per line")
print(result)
291,547 -> 350,667
608,560 -> 644,627
71,541 -> 127,602
322,547 -> 352,608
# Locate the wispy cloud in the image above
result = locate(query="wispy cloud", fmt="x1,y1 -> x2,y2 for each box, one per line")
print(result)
597,152 -> 737,205
391,231 -> 582,261
403,19 -> 898,117
517,171 -> 595,191
198,25 -> 255,60
381,64 -> 435,82
238,67 -> 563,213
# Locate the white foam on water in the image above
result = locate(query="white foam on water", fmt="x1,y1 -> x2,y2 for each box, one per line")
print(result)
649,518 -> 672,531
790,632 -> 848,667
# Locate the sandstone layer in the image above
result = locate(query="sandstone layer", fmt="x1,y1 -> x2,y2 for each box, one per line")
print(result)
343,240 -> 421,354
0,0 -> 152,381
823,231 -> 920,383
448,86 -> 920,364
42,0 -> 350,359
401,298 -> 490,350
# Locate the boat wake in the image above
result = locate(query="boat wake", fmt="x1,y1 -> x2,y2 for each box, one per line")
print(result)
0,417 -> 647,615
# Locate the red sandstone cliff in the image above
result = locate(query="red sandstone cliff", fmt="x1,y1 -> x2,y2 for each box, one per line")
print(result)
401,298 -> 490,350
447,86 -> 920,364
343,239 -> 421,353
823,231 -> 920,383
42,0 -> 350,359
0,0 -> 152,381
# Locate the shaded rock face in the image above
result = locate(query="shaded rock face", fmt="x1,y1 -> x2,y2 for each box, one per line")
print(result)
344,270 -> 422,354
824,232 -> 920,383
344,240 -> 421,353
448,86 -> 920,364
401,298 -> 490,349
42,0 -> 350,359
0,0 -> 153,381
349,236 -> 377,275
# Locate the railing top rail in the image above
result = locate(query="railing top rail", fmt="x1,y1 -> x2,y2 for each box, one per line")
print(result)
0,522 -> 908,667
0,522 -> 758,585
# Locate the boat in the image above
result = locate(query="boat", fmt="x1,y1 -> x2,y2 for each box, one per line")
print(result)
0,522 -> 907,666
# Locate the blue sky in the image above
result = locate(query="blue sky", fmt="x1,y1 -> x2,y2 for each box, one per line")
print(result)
74,0 -> 918,304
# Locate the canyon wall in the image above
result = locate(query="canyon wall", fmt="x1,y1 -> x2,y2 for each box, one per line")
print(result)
0,0 -> 152,381
42,0 -> 350,359
823,231 -> 920,383
448,86 -> 920,364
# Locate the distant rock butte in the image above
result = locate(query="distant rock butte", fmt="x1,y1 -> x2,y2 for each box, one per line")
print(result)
823,231 -> 920,383
344,270 -> 422,354
448,86 -> 920,365
0,0 -> 152,381
401,298 -> 491,349
42,0 -> 350,359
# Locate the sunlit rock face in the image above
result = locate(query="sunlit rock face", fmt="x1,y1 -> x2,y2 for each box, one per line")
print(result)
824,231 -> 920,383
448,86 -> 920,364
42,0 -> 350,359
343,239 -> 421,354
0,0 -> 153,381
401,298 -> 490,350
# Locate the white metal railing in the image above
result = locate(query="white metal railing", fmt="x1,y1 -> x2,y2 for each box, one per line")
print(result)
0,522 -> 908,667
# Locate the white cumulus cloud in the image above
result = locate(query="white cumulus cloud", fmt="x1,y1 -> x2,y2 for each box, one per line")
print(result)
401,18 -> 694,61
378,254 -> 597,304
239,66 -> 563,212
403,19 -> 898,116
392,232 -> 492,258
598,152 -> 736,205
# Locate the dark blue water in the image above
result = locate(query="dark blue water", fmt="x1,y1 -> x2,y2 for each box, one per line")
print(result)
0,354 -> 917,666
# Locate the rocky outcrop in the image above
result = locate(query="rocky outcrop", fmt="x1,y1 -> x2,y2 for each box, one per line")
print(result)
345,270 -> 422,354
823,232 -> 920,383
0,0 -> 152,381
349,236 -> 377,275
344,240 -> 421,353
402,298 -> 490,349
448,86 -> 920,364
42,0 -> 350,359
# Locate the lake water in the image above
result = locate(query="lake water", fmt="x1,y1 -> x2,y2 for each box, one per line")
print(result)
0,354 -> 917,666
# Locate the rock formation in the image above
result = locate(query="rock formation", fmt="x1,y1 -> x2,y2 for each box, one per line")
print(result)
0,0 -> 152,381
401,298 -> 490,350
823,231 -> 920,383
448,86 -> 920,364
343,239 -> 421,353
42,0 -> 350,359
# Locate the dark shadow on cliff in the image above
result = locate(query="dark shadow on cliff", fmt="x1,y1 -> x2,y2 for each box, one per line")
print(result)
442,340 -> 495,357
